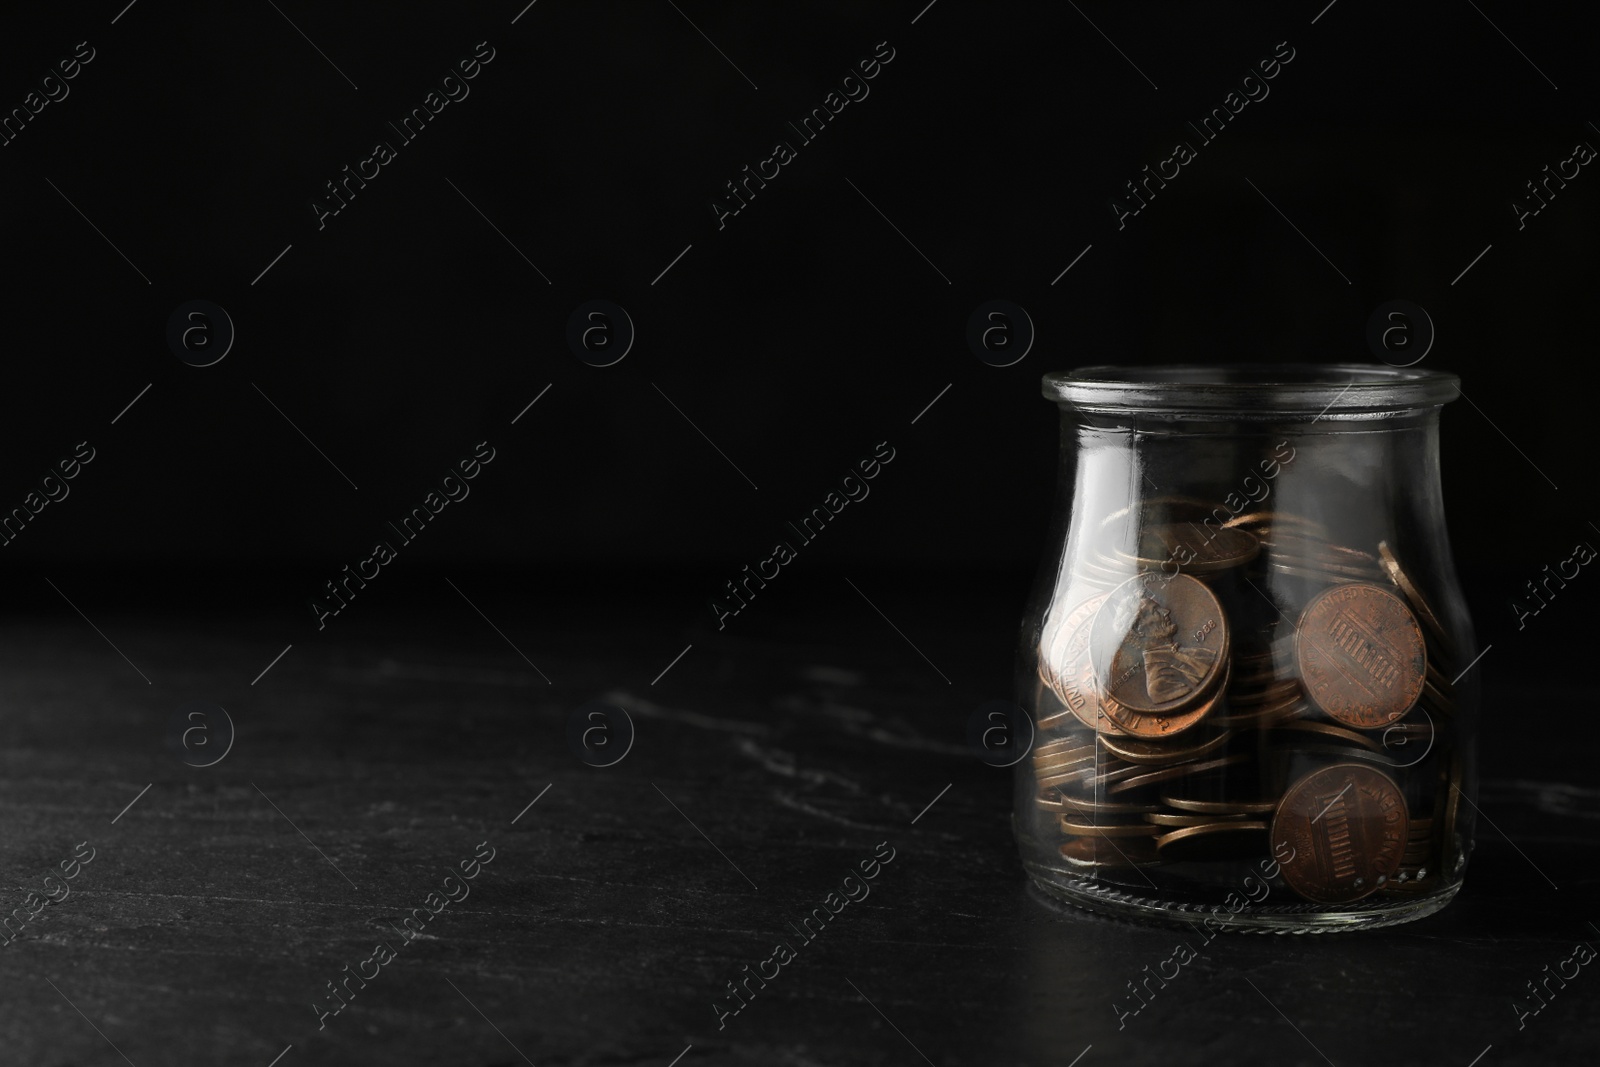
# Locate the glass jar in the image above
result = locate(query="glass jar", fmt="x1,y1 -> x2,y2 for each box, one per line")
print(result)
1015,365 -> 1477,933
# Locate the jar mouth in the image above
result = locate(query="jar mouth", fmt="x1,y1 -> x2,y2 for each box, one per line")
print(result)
1044,364 -> 1461,418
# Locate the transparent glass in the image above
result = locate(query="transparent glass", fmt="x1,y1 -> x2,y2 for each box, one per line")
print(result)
1015,364 -> 1478,933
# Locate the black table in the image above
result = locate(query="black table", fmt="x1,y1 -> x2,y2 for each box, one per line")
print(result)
0,572 -> 1590,1067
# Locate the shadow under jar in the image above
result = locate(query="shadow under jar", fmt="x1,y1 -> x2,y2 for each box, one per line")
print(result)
1015,364 -> 1478,933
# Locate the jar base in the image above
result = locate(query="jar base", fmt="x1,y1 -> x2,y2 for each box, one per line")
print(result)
1024,865 -> 1460,934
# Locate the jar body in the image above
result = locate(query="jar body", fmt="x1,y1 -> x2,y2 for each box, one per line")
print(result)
1016,367 -> 1477,933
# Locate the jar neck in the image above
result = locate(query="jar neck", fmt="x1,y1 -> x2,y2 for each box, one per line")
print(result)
1054,406 -> 1452,570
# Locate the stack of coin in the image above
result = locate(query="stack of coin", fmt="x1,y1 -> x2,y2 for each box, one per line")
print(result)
1030,498 -> 1468,905
1228,512 -> 1387,586
1379,541 -> 1455,660
1402,817 -> 1433,870
1215,645 -> 1306,730
1070,502 -> 1261,592
1111,522 -> 1262,581
1069,549 -> 1137,594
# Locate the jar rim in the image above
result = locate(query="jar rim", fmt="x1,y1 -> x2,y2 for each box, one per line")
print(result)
1043,363 -> 1460,416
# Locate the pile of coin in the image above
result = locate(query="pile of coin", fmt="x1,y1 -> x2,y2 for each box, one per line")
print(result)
1031,504 -> 1464,905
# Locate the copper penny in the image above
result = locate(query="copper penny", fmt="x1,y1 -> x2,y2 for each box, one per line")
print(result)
1162,793 -> 1279,816
1036,763 -> 1102,789
1143,810 -> 1254,827
1032,746 -> 1098,771
1269,554 -> 1385,581
1034,706 -> 1079,732
1037,789 -> 1163,815
1106,752 -> 1250,795
1115,523 -> 1261,576
1153,821 -> 1270,861
1097,662 -> 1229,738
1377,540 -> 1452,651
1058,816 -> 1161,837
1225,512 -> 1329,539
1296,583 -> 1426,730
1032,754 -> 1098,776
1225,678 -> 1302,707
1265,534 -> 1383,572
1038,594 -> 1105,699
1426,659 -> 1452,689
1420,678 -> 1455,714
1097,727 -> 1232,766
1091,573 -> 1229,715
1212,696 -> 1308,730
1077,553 -> 1136,584
1274,743 -> 1406,769
1043,593 -> 1128,735
1032,741 -> 1097,767
1269,561 -> 1364,585
1270,763 -> 1408,903
1268,718 -> 1388,755
1073,758 -> 1160,792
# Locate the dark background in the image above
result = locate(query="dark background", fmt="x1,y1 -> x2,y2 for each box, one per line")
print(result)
0,2 -> 1589,585
0,3 -> 1596,1065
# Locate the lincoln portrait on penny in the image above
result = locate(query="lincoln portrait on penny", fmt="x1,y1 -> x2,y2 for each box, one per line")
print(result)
1112,591 -> 1219,704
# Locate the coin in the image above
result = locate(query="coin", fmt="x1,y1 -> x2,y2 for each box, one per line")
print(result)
1269,719 -> 1388,755
1226,513 -> 1329,539
1039,594 -> 1108,705
1107,752 -> 1251,795
1058,816 -> 1162,837
1420,678 -> 1455,714
1097,662 -> 1230,739
1161,793 -> 1279,816
1075,757 -> 1163,792
1114,523 -> 1261,576
1227,671 -> 1296,696
1030,735 -> 1094,758
1098,727 -> 1232,766
1098,496 -> 1219,530
1037,789 -> 1163,815
1037,763 -> 1103,789
1270,743 -> 1404,768
1091,573 -> 1229,715
1032,746 -> 1098,771
1270,763 -> 1408,904
1154,820 -> 1269,861
1225,679 -> 1302,707
1077,552 -> 1136,580
1070,569 -> 1123,594
1377,540 -> 1453,652
1296,583 -> 1427,730
1030,748 -> 1094,771
1212,696 -> 1308,730
1143,810 -> 1254,827
1269,554 -> 1386,581
1233,645 -> 1281,665
1044,594 -> 1129,735
1268,561 -> 1365,585
1035,706 -> 1079,732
